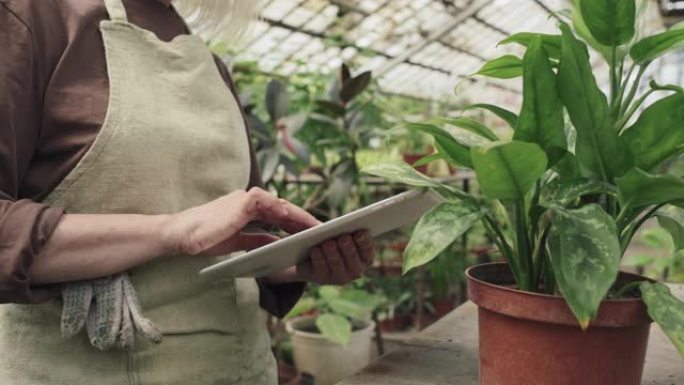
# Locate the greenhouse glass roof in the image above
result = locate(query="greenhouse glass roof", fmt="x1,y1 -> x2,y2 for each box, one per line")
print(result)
234,0 -> 675,108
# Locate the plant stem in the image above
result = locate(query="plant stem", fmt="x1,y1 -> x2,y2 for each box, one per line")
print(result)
617,89 -> 656,131
620,64 -> 648,116
620,204 -> 665,255
482,215 -> 522,285
610,45 -> 619,107
514,201 -> 532,290
613,280 -> 644,299
531,221 -> 551,289
613,62 -> 636,117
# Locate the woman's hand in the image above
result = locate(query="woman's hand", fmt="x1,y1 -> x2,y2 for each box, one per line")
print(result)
265,230 -> 376,286
163,187 -> 320,256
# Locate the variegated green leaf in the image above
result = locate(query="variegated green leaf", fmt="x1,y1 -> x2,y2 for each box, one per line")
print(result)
404,202 -> 483,273
316,314 -> 352,345
548,204 -> 621,329
362,162 -> 467,199
640,282 -> 684,357
541,178 -> 617,207
471,141 -> 548,200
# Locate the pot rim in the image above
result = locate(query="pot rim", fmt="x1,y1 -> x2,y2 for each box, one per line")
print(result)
285,315 -> 375,339
466,262 -> 652,328
465,262 -> 649,304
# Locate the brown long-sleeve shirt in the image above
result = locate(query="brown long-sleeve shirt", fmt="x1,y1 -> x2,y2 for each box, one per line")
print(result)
0,0 -> 303,317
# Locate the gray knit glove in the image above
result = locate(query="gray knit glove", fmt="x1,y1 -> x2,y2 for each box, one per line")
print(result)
60,273 -> 162,350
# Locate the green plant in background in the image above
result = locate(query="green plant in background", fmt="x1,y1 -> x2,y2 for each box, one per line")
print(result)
625,227 -> 684,283
286,285 -> 385,345
364,0 -> 684,356
297,64 -> 383,218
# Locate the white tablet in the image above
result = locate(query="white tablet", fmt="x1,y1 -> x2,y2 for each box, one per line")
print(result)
199,189 -> 444,278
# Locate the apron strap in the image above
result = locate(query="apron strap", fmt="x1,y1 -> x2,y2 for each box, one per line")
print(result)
103,0 -> 128,22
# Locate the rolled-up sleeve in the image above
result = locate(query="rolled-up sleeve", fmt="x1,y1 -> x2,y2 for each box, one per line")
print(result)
0,4 -> 63,303
0,199 -> 63,303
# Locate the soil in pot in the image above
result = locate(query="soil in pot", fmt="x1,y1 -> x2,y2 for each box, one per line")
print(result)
466,263 -> 652,385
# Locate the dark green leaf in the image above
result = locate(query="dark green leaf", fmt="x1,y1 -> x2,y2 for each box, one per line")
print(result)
553,151 -> 583,180
340,71 -> 372,103
315,100 -> 346,118
413,152 -> 449,167
548,204 -> 621,329
515,38 -> 567,166
558,24 -> 633,180
657,206 -> 684,251
622,93 -> 684,171
616,168 -> 684,211
499,32 -> 562,59
266,80 -> 290,121
463,104 -> 518,128
475,55 -> 523,79
630,27 -> 684,64
340,64 -> 351,85
470,141 -> 548,200
435,117 -> 498,141
640,282 -> 684,357
579,0 -> 636,46
405,123 -> 473,167
316,314 -> 352,345
404,202 -> 483,273
259,148 -> 281,182
571,1 -> 613,60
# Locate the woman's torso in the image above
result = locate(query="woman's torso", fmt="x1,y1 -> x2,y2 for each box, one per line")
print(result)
3,0 -> 259,202
0,1 -> 275,384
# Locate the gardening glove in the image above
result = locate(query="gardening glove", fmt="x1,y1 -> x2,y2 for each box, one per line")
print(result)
60,273 -> 162,351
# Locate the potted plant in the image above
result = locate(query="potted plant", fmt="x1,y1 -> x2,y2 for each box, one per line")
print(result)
363,1 -> 684,384
285,285 -> 385,385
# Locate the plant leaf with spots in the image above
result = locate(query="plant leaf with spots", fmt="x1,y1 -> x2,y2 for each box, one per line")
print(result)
640,282 -> 684,357
362,162 -> 469,200
403,202 -> 483,274
547,204 -> 621,329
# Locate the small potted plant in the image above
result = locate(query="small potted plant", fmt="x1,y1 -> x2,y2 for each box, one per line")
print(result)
285,285 -> 385,385
364,1 -> 684,384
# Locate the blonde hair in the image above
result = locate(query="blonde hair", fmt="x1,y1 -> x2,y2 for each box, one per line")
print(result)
174,0 -> 262,43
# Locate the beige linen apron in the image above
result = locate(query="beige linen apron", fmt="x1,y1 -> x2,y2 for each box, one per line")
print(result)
0,0 -> 276,383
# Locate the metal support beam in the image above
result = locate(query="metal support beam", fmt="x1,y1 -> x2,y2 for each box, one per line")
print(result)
373,0 -> 493,77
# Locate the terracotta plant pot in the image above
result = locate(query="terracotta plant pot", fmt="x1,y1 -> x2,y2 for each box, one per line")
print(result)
402,154 -> 429,174
466,263 -> 652,385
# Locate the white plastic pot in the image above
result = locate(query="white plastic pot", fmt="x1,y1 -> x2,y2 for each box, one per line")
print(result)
286,316 -> 375,385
